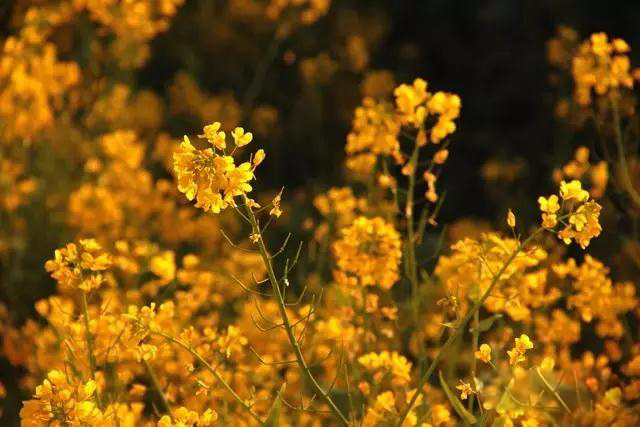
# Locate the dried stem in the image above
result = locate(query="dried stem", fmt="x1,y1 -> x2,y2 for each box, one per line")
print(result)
243,198 -> 350,426
150,330 -> 263,423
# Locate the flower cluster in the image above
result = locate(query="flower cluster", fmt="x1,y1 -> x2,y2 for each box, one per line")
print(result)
553,146 -> 608,198
20,370 -> 102,426
174,122 -> 265,213
572,32 -> 634,105
332,216 -> 402,289
357,351 -> 412,386
507,334 -> 534,366
345,78 -> 460,183
538,179 -> 602,248
44,239 -> 112,292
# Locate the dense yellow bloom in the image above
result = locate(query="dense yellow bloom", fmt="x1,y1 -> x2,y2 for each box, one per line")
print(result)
358,351 -> 412,385
20,370 -> 102,426
538,180 -> 602,248
346,78 -> 461,177
333,216 -> 402,289
157,407 -> 217,427
0,25 -> 80,139
265,0 -> 331,25
435,232 -> 549,318
346,97 -> 402,176
314,187 -> 367,228
75,0 -> 185,43
174,122 -> 264,213
394,78 -> 429,126
554,255 -> 637,338
572,32 -> 633,105
426,91 -> 462,143
44,239 -> 112,292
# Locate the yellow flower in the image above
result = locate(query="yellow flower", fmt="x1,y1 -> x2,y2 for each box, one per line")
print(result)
540,357 -> 555,371
270,190 -> 283,218
231,127 -> 253,147
515,334 -> 533,351
375,391 -> 396,412
333,216 -> 402,289
45,240 -> 112,291
434,148 -> 449,164
174,122 -> 264,213
604,387 -> 622,407
507,209 -> 516,228
394,78 -> 428,126
559,180 -> 589,202
358,351 -> 412,385
252,149 -> 265,169
149,251 -> 176,282
200,121 -> 226,150
456,382 -> 474,400
508,334 -> 534,366
572,33 -> 633,105
475,343 -> 492,363
431,404 -> 451,425
538,194 -> 560,214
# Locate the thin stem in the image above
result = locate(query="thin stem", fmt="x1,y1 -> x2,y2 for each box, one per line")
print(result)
610,93 -> 640,209
81,291 -> 102,408
143,359 -> 173,418
242,29 -> 284,119
466,309 -> 480,421
405,140 -> 421,330
244,201 -> 350,426
535,368 -> 571,413
150,330 -> 263,423
396,226 -> 547,426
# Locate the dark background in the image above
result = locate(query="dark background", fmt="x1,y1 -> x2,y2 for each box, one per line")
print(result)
140,0 -> 640,223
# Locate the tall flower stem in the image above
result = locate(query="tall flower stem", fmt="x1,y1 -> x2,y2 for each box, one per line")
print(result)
151,330 -> 263,423
404,140 -> 422,342
610,93 -> 640,209
244,201 -> 351,426
81,291 -> 102,408
144,359 -> 173,419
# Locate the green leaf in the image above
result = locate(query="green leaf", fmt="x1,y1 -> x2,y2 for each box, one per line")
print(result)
496,388 -> 511,415
438,371 -> 477,424
263,383 -> 286,427
471,314 -> 503,333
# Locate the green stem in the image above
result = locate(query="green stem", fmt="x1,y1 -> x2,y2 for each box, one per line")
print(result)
151,331 -> 263,423
405,140 -> 421,329
535,368 -> 571,413
144,359 -> 173,419
466,309 -> 480,422
242,29 -> 284,120
610,93 -> 640,209
244,201 -> 350,426
81,291 -> 102,408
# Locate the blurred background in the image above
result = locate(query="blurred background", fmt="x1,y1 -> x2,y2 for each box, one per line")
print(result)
1,0 -> 640,423
133,0 -> 640,221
